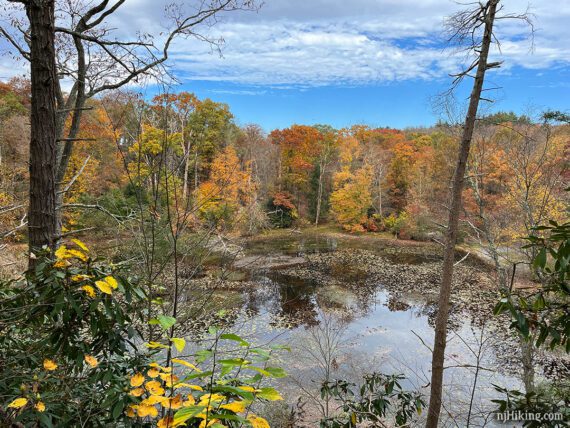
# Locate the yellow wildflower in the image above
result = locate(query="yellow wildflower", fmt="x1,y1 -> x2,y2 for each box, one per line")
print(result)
145,380 -> 165,396
147,368 -> 160,378
81,285 -> 96,298
126,405 -> 137,418
130,373 -> 145,387
104,276 -> 118,289
71,239 -> 89,252
130,387 -> 145,397
141,395 -> 167,406
66,249 -> 88,261
7,397 -> 28,409
71,274 -> 91,282
53,260 -> 70,268
159,373 -> 179,387
162,394 -> 183,410
35,401 -> 46,412
95,280 -> 112,295
43,359 -> 57,371
137,404 -> 158,418
54,245 -> 68,259
157,416 -> 174,428
84,355 -> 98,368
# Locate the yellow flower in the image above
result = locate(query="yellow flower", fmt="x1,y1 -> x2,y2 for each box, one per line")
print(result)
147,368 -> 160,378
126,405 -> 137,418
84,355 -> 98,368
182,395 -> 196,406
104,276 -> 118,289
35,401 -> 46,412
54,245 -> 68,260
130,373 -> 145,387
53,260 -> 71,268
71,239 -> 89,252
162,394 -> 183,410
71,274 -> 91,282
130,387 -> 145,397
137,404 -> 158,418
220,400 -> 247,413
7,397 -> 28,409
247,414 -> 270,428
157,416 -> 174,428
159,373 -> 179,387
43,359 -> 57,371
95,280 -> 112,295
145,380 -> 165,396
81,285 -> 96,298
66,249 -> 88,261
141,395 -> 167,405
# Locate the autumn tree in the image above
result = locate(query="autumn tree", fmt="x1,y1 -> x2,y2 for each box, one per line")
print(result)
330,165 -> 373,232
0,0 -> 259,248
270,125 -> 323,216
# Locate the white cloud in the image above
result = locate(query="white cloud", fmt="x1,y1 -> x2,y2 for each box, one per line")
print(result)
1,0 -> 568,87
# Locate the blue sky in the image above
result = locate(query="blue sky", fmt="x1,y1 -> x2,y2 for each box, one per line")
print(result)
1,0 -> 569,131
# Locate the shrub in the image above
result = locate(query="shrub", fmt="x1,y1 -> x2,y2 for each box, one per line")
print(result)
127,325 -> 287,427
0,240 -> 148,426
267,192 -> 298,228
319,373 -> 424,427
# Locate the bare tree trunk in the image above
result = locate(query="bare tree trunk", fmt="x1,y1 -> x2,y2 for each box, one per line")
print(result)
315,161 -> 325,225
27,0 -> 58,259
425,2 -> 499,426
183,141 -> 190,202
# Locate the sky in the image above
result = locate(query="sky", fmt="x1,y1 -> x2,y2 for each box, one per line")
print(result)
1,0 -> 569,130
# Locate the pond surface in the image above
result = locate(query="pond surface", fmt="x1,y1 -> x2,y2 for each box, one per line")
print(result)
196,233 -> 525,427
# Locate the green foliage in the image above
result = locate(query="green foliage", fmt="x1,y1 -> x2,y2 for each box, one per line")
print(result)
383,212 -> 409,237
319,373 -> 424,428
481,111 -> 532,125
494,220 -> 570,352
492,385 -> 569,427
0,241 -> 148,426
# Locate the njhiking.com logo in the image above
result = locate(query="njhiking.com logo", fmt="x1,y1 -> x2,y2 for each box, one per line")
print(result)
495,410 -> 564,424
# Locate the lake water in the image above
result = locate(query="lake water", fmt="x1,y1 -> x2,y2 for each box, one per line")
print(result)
190,233 -> 525,427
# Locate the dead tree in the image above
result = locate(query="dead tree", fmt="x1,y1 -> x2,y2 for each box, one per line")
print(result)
426,1 -> 501,426
1,0 -> 259,244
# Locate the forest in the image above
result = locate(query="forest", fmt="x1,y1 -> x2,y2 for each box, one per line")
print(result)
0,0 -> 568,427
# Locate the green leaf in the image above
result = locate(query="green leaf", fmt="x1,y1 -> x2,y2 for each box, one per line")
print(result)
173,405 -> 207,424
220,333 -> 249,346
150,315 -> 176,330
257,387 -> 283,401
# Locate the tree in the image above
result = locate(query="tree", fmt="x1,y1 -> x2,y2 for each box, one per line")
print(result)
7,0 -> 60,256
1,0 -> 258,248
426,1 -> 502,426
330,165 -> 373,232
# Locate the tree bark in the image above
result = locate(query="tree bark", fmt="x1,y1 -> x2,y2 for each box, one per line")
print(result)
425,2 -> 499,426
27,0 -> 58,258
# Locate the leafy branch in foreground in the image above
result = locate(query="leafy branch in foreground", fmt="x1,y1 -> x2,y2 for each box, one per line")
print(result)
319,373 -> 424,428
494,220 -> 570,352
